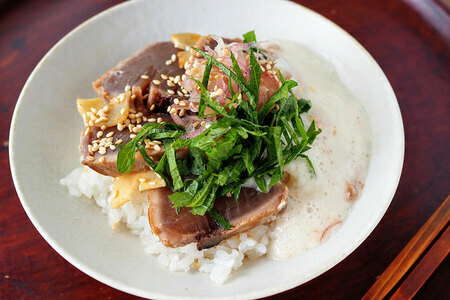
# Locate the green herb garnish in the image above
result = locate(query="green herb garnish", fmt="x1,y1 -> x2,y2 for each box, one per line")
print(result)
116,31 -> 321,229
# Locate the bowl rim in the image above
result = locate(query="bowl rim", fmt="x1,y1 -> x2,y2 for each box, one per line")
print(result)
9,0 -> 404,299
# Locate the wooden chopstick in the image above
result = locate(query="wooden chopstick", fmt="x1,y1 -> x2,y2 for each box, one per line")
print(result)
362,195 -> 450,300
390,225 -> 449,299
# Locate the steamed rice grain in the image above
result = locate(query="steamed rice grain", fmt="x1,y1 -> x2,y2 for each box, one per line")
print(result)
60,167 -> 269,284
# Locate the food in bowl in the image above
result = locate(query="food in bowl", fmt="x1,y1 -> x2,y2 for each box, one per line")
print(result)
61,31 -> 371,283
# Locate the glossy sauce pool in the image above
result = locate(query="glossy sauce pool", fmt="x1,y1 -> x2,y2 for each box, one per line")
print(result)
267,40 -> 372,259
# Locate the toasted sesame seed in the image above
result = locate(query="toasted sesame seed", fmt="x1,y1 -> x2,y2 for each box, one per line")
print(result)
143,116 -> 148,122
179,109 -> 185,117
193,121 -> 200,128
87,156 -> 95,162
96,131 -> 103,138
125,85 -> 131,92
161,74 -> 168,80
238,93 -> 242,100
150,104 -> 155,111
170,108 -> 177,114
141,74 -> 150,79
153,140 -> 162,144
167,81 -> 175,87
133,127 -> 141,133
157,117 -> 163,124
115,139 -> 123,145
99,156 -> 105,163
154,144 -> 161,151
136,117 -> 142,124
131,94 -> 136,100
103,105 -> 109,113
167,89 -> 175,95
177,91 -> 184,97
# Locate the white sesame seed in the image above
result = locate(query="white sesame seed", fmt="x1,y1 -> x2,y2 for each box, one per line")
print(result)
87,156 -> 95,162
179,101 -> 186,106
96,131 -> 103,138
130,134 -> 136,138
167,81 -> 175,87
148,118 -> 156,123
149,182 -> 156,186
143,116 -> 148,122
99,147 -> 106,155
124,85 -> 131,92
138,177 -> 147,183
103,106 -> 109,113
131,94 -> 136,100
117,123 -> 124,131
141,74 -> 150,79
169,76 -> 175,81
173,98 -> 179,104
133,127 -> 141,133
106,132 -> 114,138
119,108 -> 125,115
170,108 -> 177,114
182,74 -> 186,80
174,75 -> 180,83
171,54 -> 176,61
179,109 -> 185,117
115,139 -> 123,145
167,89 -> 175,95
154,144 -> 161,151
165,60 -> 172,65
161,74 -> 168,80
99,156 -> 105,163
167,106 -> 171,112
157,117 -> 163,124
152,79 -> 161,85
153,140 -> 162,145
177,91 -> 183,97
110,145 -> 116,151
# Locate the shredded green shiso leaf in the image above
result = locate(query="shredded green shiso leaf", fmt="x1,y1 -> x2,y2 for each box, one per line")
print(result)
117,31 -> 321,229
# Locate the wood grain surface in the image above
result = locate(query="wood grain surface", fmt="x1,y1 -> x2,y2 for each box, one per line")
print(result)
1,0 -> 449,299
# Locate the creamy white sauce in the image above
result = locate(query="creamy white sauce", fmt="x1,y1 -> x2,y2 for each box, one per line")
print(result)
267,41 -> 372,259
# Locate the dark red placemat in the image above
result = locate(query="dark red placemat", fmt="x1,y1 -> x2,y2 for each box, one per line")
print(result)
1,0 -> 448,299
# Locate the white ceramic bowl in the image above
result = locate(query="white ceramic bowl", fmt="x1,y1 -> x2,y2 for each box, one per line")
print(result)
9,0 -> 404,298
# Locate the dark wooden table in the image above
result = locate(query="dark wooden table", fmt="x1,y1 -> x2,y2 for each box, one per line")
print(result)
1,0 -> 448,299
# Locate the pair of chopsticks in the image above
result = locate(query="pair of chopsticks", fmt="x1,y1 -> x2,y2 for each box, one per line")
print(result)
363,195 -> 449,300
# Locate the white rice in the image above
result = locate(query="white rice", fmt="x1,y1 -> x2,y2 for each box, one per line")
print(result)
60,167 -> 270,284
